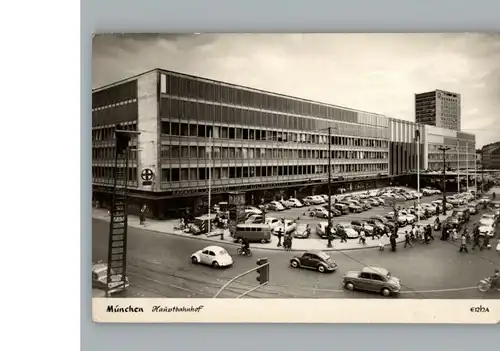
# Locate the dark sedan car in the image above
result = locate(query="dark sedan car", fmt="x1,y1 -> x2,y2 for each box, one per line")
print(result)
290,251 -> 338,273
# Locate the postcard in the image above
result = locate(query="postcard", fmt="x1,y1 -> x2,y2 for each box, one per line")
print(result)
91,33 -> 500,323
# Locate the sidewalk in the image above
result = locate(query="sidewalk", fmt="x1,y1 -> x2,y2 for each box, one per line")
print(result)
92,208 -> 411,252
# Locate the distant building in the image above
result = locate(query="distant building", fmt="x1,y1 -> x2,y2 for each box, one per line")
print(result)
415,89 -> 461,131
481,141 -> 500,169
421,125 -> 475,171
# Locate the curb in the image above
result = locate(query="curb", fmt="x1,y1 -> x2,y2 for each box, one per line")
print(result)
93,217 -> 405,253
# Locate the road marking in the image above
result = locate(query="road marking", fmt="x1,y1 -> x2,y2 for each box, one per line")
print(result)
128,272 -> 210,296
300,286 -> 478,294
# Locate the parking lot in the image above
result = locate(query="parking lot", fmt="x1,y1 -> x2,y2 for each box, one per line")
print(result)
262,191 -> 451,239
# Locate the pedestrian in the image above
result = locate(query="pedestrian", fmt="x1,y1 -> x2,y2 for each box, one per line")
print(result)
472,232 -> 481,250
340,228 -> 347,243
481,235 -> 491,251
359,228 -> 366,245
276,228 -> 283,247
440,225 -> 447,241
427,224 -> 435,240
390,233 -> 397,252
463,227 -> 471,244
452,228 -> 458,242
288,234 -> 293,251
411,225 -> 417,241
404,230 -> 413,248
378,236 -> 385,251
459,234 -> 469,253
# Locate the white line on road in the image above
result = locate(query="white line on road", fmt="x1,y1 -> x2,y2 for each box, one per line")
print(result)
303,286 -> 478,294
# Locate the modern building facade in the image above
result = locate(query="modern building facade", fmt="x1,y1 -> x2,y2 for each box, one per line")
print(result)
481,141 -> 500,169
92,69 -> 475,218
415,89 -> 461,131
422,125 -> 476,171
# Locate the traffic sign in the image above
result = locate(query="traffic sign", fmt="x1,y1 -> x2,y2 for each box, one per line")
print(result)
141,168 -> 154,181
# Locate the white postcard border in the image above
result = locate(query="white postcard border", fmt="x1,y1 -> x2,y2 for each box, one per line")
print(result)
93,298 -> 500,323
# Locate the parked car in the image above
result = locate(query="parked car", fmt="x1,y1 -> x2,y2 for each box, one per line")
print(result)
315,222 -> 336,239
398,210 -> 416,224
279,199 -> 294,209
266,201 -> 285,211
290,251 -> 338,273
360,200 -> 373,209
273,219 -> 297,235
342,266 -> 401,297
373,197 -> 385,205
481,213 -> 498,226
265,216 -> 281,230
365,219 -> 388,233
368,198 -> 381,206
422,203 -> 437,215
288,198 -> 304,208
309,206 -> 330,219
386,212 -> 407,226
342,202 -> 363,213
350,220 -> 374,235
92,261 -> 129,295
302,196 -> 323,206
468,202 -> 479,214
334,203 -> 349,215
244,206 -> 263,216
478,224 -> 495,237
322,206 -> 342,217
444,216 -> 463,230
294,223 -> 312,239
479,196 -> 492,205
245,214 -> 264,224
334,223 -> 360,239
191,245 -> 233,268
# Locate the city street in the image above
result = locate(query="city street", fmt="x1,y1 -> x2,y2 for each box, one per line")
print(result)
92,190 -> 500,299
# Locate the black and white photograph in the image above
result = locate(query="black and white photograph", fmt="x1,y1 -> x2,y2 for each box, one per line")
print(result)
91,33 -> 500,322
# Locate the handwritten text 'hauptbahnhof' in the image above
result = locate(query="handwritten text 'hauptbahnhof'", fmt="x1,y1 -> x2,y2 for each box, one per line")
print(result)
106,305 -> 205,313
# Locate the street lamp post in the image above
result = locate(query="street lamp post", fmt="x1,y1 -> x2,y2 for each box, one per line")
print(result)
415,130 -> 421,226
439,146 -> 451,215
457,141 -> 460,194
327,126 -> 333,248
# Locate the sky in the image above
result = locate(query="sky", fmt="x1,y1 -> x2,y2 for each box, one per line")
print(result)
92,33 -> 500,148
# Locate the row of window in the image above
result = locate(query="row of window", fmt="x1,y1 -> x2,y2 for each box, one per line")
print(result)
92,167 -> 138,182
161,164 -> 389,182
92,147 -> 138,160
160,73 -> 388,128
92,123 -> 137,141
161,121 -> 389,147
159,97 -> 389,138
92,80 -> 137,108
92,100 -> 138,126
159,145 -> 389,161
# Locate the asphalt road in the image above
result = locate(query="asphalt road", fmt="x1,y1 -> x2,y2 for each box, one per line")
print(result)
92,198 -> 500,299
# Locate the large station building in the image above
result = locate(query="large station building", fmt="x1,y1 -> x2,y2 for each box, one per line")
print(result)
92,69 -> 475,219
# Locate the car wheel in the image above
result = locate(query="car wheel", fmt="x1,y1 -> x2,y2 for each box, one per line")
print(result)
212,261 -> 219,268
345,282 -> 355,291
191,256 -> 198,264
381,288 -> 391,297
260,238 -> 267,244
317,265 -> 326,273
291,260 -> 299,268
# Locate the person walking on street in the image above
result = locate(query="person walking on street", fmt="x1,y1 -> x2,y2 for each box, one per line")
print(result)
427,224 -> 435,240
404,230 -> 413,248
463,227 -> 470,244
276,227 -> 283,247
390,233 -> 397,252
472,232 -> 481,250
440,225 -> 447,241
139,204 -> 147,227
459,233 -> 469,253
359,227 -> 366,245
452,228 -> 458,242
481,235 -> 491,251
411,225 -> 417,241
